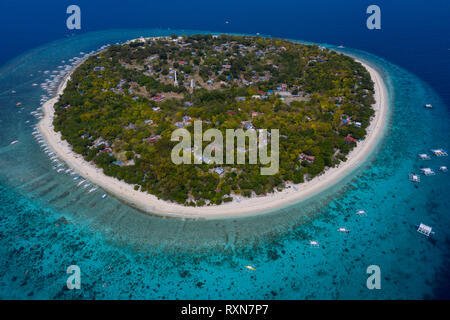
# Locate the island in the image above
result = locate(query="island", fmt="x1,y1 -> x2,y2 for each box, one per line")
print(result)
39,34 -> 388,218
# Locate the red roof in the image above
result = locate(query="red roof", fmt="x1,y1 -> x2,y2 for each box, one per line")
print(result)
344,136 -> 358,142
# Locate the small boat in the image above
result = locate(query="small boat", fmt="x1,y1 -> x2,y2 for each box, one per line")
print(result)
101,194 -> 108,199
77,180 -> 86,187
424,104 -> 433,109
88,187 -> 98,193
409,173 -> 420,182
420,168 -> 435,176
10,140 -> 19,145
338,227 -> 350,233
338,45 -> 345,49
245,265 -> 255,271
415,223 -> 435,237
73,176 -> 80,181
430,149 -> 448,157
16,102 -> 22,107
309,240 -> 319,247
57,168 -> 64,173
439,166 -> 448,172
419,153 -> 431,160
356,210 -> 367,215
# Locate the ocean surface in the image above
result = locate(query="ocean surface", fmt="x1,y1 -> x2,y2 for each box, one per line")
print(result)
0,1 -> 449,300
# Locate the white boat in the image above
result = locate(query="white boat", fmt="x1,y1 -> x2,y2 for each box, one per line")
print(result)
309,240 -> 319,247
73,176 -> 80,181
439,166 -> 448,172
88,187 -> 98,193
430,149 -> 448,157
420,168 -> 435,176
416,223 -> 434,237
10,140 -> 19,145
419,153 -> 431,160
424,104 -> 433,109
101,194 -> 108,199
356,210 -> 367,215
338,228 -> 350,233
77,180 -> 86,187
245,265 -> 255,271
409,173 -> 420,182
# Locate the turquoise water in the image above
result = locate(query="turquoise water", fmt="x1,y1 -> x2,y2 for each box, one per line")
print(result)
0,29 -> 449,299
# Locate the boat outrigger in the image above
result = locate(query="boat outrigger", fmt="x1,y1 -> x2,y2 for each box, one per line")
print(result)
409,173 -> 420,182
416,223 -> 435,237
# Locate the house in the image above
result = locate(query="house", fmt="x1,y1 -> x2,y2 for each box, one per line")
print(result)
93,66 -> 105,71
235,97 -> 246,102
144,119 -> 154,125
214,168 -> 224,175
354,122 -> 362,128
144,135 -> 161,143
152,106 -> 161,111
299,153 -> 315,163
152,95 -> 166,102
344,135 -> 358,143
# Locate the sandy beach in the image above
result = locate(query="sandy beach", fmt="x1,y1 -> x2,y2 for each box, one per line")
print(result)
38,54 -> 388,219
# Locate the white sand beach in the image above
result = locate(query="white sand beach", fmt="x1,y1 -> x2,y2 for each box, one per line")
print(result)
39,55 -> 388,219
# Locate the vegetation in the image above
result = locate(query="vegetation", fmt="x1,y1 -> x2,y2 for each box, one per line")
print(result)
53,34 -> 375,206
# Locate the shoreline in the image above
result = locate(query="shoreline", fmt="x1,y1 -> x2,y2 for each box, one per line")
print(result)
38,50 -> 389,219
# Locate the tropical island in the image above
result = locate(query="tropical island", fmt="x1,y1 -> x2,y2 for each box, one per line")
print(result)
38,34 -> 387,216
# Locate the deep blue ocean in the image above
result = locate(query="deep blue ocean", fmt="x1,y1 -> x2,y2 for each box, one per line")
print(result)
0,1 -> 449,299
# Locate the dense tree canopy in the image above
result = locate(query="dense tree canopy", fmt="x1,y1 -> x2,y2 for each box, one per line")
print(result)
54,35 -> 375,206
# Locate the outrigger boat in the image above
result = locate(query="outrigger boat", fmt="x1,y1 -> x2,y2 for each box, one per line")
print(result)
416,223 -> 435,237
338,228 -> 350,233
101,194 -> 108,199
409,173 -> 420,182
10,140 -> 19,145
439,166 -> 448,172
419,153 -> 431,160
88,187 -> 98,193
245,265 -> 256,271
424,104 -> 433,109
430,149 -> 448,157
356,210 -> 367,215
420,168 -> 435,176
309,240 -> 320,247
